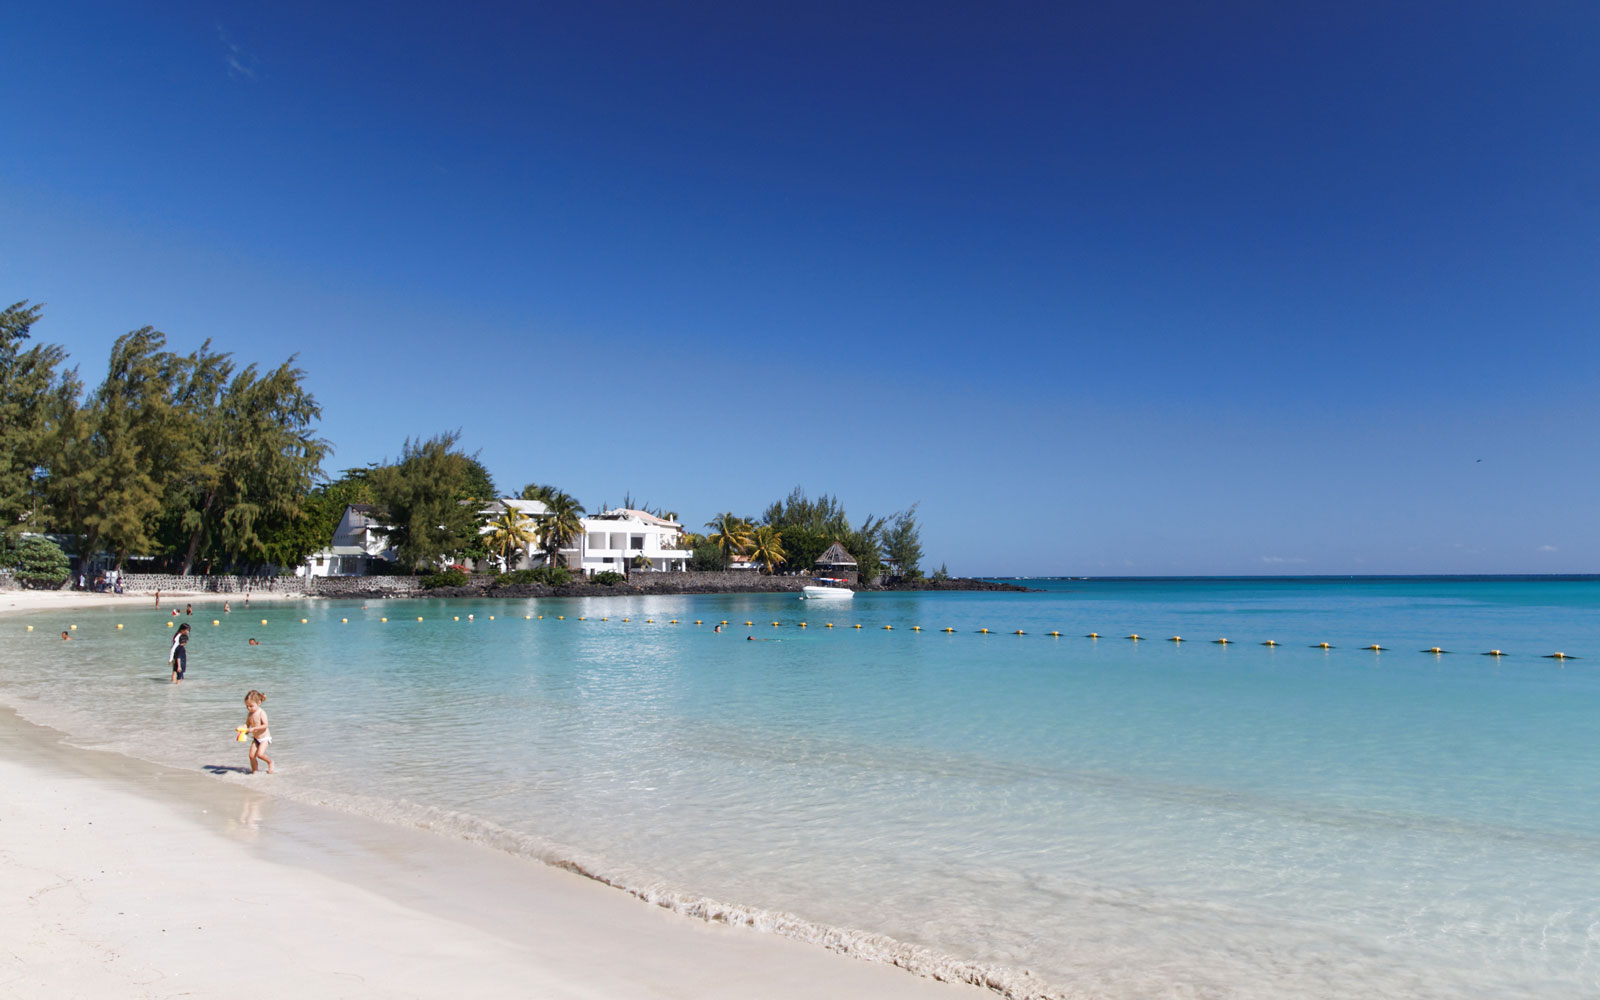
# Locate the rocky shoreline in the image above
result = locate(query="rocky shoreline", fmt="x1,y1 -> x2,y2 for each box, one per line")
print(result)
336,577 -> 1033,601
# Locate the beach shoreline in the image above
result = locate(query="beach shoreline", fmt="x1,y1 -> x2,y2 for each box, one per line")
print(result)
0,702 -> 992,999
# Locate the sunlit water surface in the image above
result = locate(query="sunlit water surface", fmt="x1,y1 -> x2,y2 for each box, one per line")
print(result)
5,578 -> 1600,999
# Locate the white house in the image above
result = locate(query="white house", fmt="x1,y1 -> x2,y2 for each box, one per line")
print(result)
299,504 -> 397,577
560,508 -> 690,576
476,498 -> 550,571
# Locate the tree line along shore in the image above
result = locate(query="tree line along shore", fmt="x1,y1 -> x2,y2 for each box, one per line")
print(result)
3,301 -> 976,588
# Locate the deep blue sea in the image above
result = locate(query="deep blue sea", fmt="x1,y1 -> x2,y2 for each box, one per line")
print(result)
5,577 -> 1600,999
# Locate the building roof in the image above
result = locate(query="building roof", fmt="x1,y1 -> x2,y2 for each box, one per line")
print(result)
481,498 -> 549,518
816,542 -> 857,566
591,508 -> 681,528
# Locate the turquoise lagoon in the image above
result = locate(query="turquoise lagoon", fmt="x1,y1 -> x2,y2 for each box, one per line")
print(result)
5,577 -> 1600,998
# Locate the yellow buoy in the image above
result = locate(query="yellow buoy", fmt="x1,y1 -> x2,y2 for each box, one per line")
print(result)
669,619 -> 678,624
745,621 -> 753,626
69,624 -> 77,630
1483,649 -> 1504,656
381,617 -> 388,622
25,625 -> 33,631
601,617 -> 608,621
826,623 -> 835,628
1313,642 -> 1333,649
1085,633 -> 1099,638
261,619 -> 268,625
1048,631 -> 1061,637
720,621 -> 729,626
773,622 -> 781,627
525,615 -> 531,619
852,624 -> 862,629
694,620 -> 702,625
117,623 -> 125,630
300,618 -> 308,624
578,617 -> 586,621
341,618 -> 348,623
942,627 -> 954,632
1366,644 -> 1386,651
166,621 -> 174,628
557,615 -> 565,620
883,625 -> 893,630
913,626 -> 923,632
1546,651 -> 1578,660
1262,640 -> 1278,647
1168,636 -> 1182,643
417,616 -> 424,622
488,616 -> 494,620
1013,630 -> 1026,635
539,615 -> 545,619
799,622 -> 807,628
1213,638 -> 1230,645
454,616 -> 460,621
1422,647 -> 1447,654
1126,634 -> 1142,641
645,619 -> 652,623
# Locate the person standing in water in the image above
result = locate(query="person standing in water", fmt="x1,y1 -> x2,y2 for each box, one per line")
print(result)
244,691 -> 273,774
169,623 -> 190,683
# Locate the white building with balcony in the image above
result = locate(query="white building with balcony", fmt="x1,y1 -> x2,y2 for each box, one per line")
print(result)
561,508 -> 689,575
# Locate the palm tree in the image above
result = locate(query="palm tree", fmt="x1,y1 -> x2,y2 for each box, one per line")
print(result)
541,491 -> 586,568
748,524 -> 786,574
705,512 -> 753,565
485,508 -> 538,572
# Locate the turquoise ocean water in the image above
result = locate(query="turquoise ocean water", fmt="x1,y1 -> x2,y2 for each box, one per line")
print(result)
4,577 -> 1600,999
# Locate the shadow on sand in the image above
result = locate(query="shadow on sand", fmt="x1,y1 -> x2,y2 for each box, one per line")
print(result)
203,763 -> 253,776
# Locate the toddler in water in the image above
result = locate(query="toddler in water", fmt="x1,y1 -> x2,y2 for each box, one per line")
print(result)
244,690 -> 273,774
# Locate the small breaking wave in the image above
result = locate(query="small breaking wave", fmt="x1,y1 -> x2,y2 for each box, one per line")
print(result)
257,781 -> 1071,1000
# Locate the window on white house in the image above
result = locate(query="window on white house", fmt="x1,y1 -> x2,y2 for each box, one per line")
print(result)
630,535 -> 645,549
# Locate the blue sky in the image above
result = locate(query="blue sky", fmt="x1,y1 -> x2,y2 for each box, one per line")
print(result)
3,1 -> 1597,575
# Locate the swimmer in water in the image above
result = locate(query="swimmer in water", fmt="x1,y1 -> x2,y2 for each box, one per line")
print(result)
248,638 -> 260,646
61,631 -> 70,641
713,624 -> 723,633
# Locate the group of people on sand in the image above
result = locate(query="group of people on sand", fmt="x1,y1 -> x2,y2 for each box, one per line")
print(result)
156,603 -> 274,775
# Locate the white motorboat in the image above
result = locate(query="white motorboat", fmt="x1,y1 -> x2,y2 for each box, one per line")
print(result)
800,578 -> 854,600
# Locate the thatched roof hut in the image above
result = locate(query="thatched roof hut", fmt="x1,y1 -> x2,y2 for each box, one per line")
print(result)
816,542 -> 856,568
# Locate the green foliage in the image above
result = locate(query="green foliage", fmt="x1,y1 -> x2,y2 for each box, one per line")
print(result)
844,514 -> 887,586
761,486 -> 848,535
484,509 -> 537,571
689,542 -> 726,571
539,491 -> 585,568
932,563 -> 950,581
705,512 -> 753,564
493,565 -> 571,587
883,504 -> 923,578
591,570 -> 626,585
366,432 -> 486,570
0,301 -> 74,535
10,534 -> 69,589
420,568 -> 469,589
748,524 -> 785,574
776,525 -> 829,575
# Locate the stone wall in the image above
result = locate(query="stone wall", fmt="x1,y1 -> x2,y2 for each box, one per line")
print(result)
120,574 -> 305,595
307,576 -> 423,596
627,571 -> 810,593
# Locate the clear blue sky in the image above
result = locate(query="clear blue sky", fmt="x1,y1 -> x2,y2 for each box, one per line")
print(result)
4,1 -> 1597,575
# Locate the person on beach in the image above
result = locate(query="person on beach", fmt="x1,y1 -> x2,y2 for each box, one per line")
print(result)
169,623 -> 190,683
154,588 -> 161,608
244,691 -> 273,774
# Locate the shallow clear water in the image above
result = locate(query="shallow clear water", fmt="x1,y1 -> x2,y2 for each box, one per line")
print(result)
5,578 -> 1600,998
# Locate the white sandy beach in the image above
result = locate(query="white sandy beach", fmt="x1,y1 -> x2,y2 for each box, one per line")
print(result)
0,595 -> 991,1000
